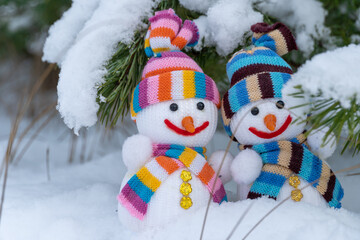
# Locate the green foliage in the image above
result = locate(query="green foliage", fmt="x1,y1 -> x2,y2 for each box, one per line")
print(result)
321,0 -> 360,45
0,0 -> 71,57
290,86 -> 360,155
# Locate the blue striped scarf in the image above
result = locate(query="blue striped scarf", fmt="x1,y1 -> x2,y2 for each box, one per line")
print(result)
240,134 -> 344,208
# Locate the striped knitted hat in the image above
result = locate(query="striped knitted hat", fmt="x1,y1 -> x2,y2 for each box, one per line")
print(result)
221,22 -> 298,138
130,9 -> 220,120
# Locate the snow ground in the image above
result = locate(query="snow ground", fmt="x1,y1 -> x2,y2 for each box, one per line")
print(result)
0,109 -> 359,239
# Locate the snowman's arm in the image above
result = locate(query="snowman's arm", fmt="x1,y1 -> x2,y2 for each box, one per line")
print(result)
231,149 -> 263,201
231,149 -> 263,185
209,150 -> 233,184
307,127 -> 337,160
122,134 -> 153,172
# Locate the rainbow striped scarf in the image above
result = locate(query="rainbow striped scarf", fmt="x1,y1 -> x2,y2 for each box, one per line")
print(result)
240,134 -> 344,208
118,144 -> 227,220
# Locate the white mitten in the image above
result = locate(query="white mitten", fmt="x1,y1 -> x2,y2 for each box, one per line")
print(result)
307,127 -> 337,160
231,149 -> 263,200
231,149 -> 263,185
209,150 -> 233,184
122,134 -> 153,172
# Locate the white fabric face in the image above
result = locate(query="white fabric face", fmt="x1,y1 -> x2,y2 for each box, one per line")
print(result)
136,98 -> 218,147
230,98 -> 306,145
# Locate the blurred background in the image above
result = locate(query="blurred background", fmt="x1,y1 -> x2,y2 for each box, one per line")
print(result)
0,0 -> 360,228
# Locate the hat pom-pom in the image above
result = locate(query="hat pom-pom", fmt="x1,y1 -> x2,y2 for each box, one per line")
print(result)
251,22 -> 297,56
144,8 -> 199,57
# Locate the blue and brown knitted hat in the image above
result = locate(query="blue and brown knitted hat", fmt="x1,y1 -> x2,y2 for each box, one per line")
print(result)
221,22 -> 298,139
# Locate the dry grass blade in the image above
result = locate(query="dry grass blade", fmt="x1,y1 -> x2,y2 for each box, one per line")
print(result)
226,201 -> 255,240
0,63 -> 55,225
0,96 -> 24,224
68,133 -> 78,164
199,136 -> 233,240
10,101 -> 57,163
46,147 -> 51,181
346,172 -> 360,176
13,111 -> 57,165
242,163 -> 360,240
80,130 -> 87,163
199,103 -> 261,240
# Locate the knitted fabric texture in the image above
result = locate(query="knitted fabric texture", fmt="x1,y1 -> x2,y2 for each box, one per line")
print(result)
117,144 -> 227,220
221,22 -> 297,138
131,9 -> 220,119
239,134 -> 344,208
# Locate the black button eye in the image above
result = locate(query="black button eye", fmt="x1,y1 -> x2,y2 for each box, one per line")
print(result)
251,107 -> 259,115
276,100 -> 285,109
170,103 -> 178,111
197,102 -> 205,110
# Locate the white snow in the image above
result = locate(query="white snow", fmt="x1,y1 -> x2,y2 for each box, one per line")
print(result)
7,12 -> 33,32
179,0 -> 218,14
42,0 -> 101,64
355,9 -> 360,31
291,44 -> 360,108
194,0 -> 263,56
45,0 -> 155,134
139,199 -> 360,240
256,0 -> 330,56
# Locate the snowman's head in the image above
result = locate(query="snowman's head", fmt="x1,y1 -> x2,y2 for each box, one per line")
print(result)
222,22 -> 301,144
229,96 -> 307,145
136,98 -> 218,146
130,9 -> 220,147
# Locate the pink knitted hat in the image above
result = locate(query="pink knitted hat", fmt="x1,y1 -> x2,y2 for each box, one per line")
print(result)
130,9 -> 220,120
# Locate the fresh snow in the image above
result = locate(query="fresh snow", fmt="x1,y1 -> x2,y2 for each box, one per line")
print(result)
194,0 -> 263,56
256,0 -> 330,56
42,0 -> 101,64
43,0 -> 155,134
291,44 -> 360,108
179,0 -> 218,14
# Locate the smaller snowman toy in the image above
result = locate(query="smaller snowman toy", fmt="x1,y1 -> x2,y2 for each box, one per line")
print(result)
117,9 -> 231,231
221,22 -> 344,208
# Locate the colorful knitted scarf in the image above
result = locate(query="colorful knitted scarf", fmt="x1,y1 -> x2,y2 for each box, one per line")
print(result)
239,134 -> 344,208
118,144 -> 227,220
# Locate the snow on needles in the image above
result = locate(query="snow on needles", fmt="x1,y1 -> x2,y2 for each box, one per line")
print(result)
43,0 -> 155,134
291,44 -> 360,108
179,0 -> 218,14
42,0 -> 101,64
194,0 -> 263,56
256,0 -> 330,56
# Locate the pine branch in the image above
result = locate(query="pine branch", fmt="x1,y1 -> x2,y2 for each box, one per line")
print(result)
290,86 -> 360,156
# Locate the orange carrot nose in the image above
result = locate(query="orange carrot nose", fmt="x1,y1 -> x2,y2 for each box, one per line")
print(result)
264,114 -> 277,131
182,116 -> 195,133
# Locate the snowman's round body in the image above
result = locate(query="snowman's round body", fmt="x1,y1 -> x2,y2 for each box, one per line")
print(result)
118,167 -> 211,230
277,178 -> 327,207
230,98 -> 335,207
118,99 -> 224,231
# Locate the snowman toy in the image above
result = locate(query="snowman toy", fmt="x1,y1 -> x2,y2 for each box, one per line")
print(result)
117,9 -> 231,231
221,22 -> 344,208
